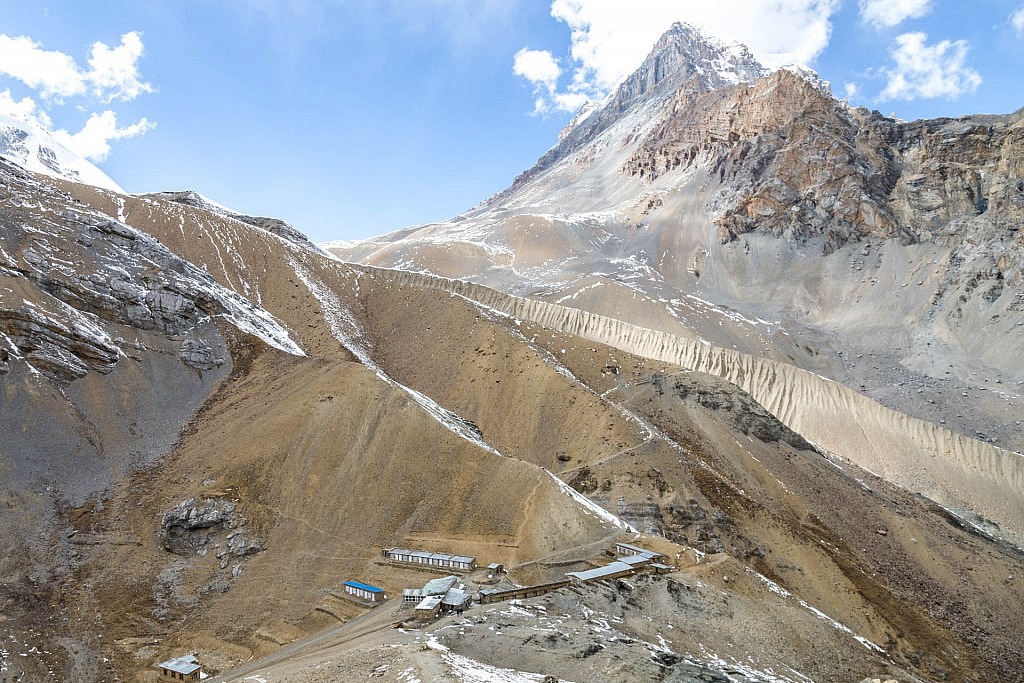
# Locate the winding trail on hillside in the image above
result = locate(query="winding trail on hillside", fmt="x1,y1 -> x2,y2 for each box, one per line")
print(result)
352,265 -> 1024,546
561,433 -> 657,476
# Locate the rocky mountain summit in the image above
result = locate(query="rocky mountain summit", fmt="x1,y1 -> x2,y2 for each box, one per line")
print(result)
332,23 -> 1024,459
524,22 -> 767,187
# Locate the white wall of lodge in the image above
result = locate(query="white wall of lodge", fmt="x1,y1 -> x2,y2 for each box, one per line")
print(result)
346,585 -> 376,601
383,548 -> 475,570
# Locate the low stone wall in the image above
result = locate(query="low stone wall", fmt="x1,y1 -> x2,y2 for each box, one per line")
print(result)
478,580 -> 571,604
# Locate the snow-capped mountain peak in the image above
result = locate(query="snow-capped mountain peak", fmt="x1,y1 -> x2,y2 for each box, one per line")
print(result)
0,113 -> 124,193
584,22 -> 765,123
631,22 -> 767,92
523,23 -> 769,185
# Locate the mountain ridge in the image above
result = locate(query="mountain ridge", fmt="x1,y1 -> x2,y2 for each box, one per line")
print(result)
330,22 -> 1024,460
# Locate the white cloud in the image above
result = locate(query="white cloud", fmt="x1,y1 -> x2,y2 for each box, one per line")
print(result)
0,32 -> 152,103
844,82 -> 859,100
0,35 -> 85,100
0,32 -> 154,163
514,0 -> 841,114
513,48 -> 561,89
513,48 -> 562,113
859,0 -> 932,29
51,111 -> 155,162
86,31 -> 154,102
553,91 -> 589,113
0,90 -> 53,129
1012,5 -> 1024,34
878,32 -> 981,101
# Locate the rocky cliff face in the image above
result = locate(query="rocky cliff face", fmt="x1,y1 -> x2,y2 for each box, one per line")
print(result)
0,163 -> 304,384
623,69 -> 900,252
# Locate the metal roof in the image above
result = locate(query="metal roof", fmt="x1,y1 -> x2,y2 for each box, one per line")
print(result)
415,595 -> 443,610
422,576 -> 459,595
343,580 -> 384,593
157,655 -> 200,675
566,561 -> 634,582
441,588 -> 470,606
386,548 -> 475,564
617,554 -> 653,565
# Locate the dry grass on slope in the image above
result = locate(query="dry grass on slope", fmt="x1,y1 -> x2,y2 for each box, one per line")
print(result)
355,277 -> 651,471
62,317 -> 627,680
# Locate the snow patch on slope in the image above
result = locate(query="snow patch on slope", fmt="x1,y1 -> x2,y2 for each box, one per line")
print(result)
218,291 -> 305,356
0,113 -> 124,193
744,568 -> 885,654
545,469 -> 638,533
692,645 -> 814,683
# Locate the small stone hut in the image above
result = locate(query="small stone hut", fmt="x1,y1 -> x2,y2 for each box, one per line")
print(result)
156,654 -> 202,680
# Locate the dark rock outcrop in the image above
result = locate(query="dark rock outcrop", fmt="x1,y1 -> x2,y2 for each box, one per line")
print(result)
159,497 -> 265,560
0,162 -> 299,382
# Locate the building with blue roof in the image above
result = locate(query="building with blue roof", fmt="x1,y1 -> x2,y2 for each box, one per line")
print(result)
343,580 -> 386,602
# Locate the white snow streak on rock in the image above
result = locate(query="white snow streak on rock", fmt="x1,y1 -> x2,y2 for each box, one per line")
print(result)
0,330 -> 41,379
74,209 -> 303,358
744,568 -> 884,653
692,645 -> 812,683
289,258 -> 500,455
795,599 -> 885,653
397,667 -> 422,683
101,215 -> 306,357
544,468 -> 638,533
213,284 -> 304,357
745,567 -> 792,597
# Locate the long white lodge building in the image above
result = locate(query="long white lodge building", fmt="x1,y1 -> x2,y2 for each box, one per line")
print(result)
382,547 -> 476,571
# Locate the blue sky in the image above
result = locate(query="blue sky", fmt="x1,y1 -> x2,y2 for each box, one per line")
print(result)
2,1 -> 1023,243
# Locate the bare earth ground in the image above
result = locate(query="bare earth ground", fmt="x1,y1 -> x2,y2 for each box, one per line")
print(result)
1,175 -> 1022,682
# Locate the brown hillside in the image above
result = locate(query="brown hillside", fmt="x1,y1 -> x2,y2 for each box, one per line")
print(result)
0,162 -> 1021,682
